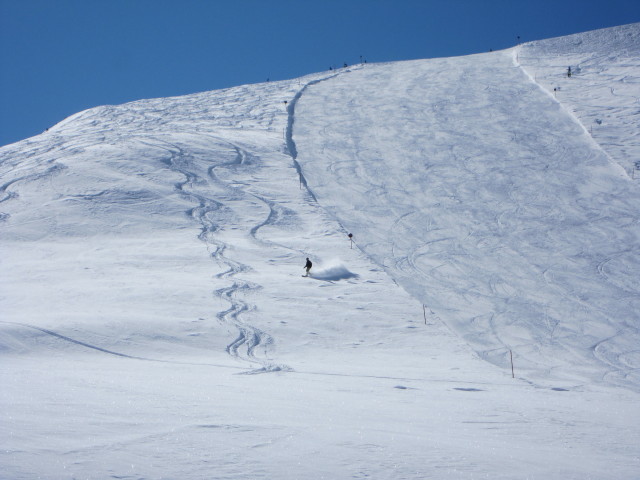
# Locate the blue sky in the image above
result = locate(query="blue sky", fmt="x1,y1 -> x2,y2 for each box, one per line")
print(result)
1,0 -> 639,146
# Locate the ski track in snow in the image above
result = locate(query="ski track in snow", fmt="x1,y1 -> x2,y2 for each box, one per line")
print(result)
219,69 -> 359,372
125,69 -> 353,374
140,135 -> 286,373
0,163 -> 68,221
0,320 -> 254,371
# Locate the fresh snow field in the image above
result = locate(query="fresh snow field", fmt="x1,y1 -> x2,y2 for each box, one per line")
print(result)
1,24 -> 639,479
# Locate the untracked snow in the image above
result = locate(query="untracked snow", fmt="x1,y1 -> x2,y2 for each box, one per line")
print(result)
1,24 -> 639,480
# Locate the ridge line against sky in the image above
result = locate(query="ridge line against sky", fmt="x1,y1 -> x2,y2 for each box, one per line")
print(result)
1,0 -> 639,147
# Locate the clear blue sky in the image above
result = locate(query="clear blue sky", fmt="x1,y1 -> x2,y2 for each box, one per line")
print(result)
1,0 -> 639,146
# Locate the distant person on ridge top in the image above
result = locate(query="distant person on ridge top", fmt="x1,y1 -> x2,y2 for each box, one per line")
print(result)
304,258 -> 312,276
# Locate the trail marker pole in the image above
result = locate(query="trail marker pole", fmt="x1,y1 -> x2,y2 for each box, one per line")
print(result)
510,350 -> 515,378
423,305 -> 427,325
348,233 -> 353,249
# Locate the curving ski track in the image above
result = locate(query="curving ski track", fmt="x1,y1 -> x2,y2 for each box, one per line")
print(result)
144,137 -> 284,372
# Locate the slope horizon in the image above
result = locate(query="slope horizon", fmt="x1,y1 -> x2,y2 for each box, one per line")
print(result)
2,0 -> 640,147
9,22 -> 640,144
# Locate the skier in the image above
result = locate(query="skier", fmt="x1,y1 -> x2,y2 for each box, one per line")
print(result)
567,66 -> 572,78
303,258 -> 312,276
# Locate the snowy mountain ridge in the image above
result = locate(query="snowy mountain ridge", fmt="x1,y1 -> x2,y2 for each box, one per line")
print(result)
518,22 -> 640,176
1,23 -> 639,480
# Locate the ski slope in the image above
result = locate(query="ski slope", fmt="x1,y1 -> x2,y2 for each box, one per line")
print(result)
1,24 -> 639,479
294,25 -> 640,392
518,22 -> 640,176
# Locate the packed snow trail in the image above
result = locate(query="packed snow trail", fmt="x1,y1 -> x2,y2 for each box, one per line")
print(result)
294,32 -> 640,391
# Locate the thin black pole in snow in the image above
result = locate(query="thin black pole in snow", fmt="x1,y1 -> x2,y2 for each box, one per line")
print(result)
348,233 -> 353,249
423,305 -> 427,324
510,350 -> 515,378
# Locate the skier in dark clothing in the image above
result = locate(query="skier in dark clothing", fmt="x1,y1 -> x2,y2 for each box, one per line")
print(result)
304,258 -> 312,276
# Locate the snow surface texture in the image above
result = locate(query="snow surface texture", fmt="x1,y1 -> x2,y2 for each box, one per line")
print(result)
295,24 -> 640,393
1,24 -> 639,480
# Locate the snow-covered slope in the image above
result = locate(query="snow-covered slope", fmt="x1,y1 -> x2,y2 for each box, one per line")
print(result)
1,24 -> 639,480
294,25 -> 640,392
518,23 -> 640,176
